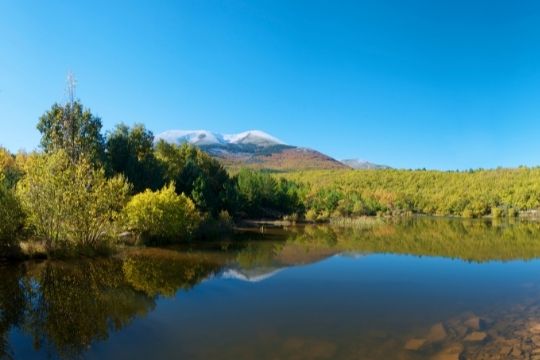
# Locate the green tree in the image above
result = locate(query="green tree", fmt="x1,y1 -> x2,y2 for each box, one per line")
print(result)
123,183 -> 201,244
0,147 -> 23,188
0,175 -> 24,255
155,141 -> 235,215
37,101 -> 105,165
16,151 -> 130,255
105,123 -> 164,193
235,169 -> 303,218
236,169 -> 276,216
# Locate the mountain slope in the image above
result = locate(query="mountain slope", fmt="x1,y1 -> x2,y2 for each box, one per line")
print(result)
207,145 -> 347,171
156,129 -> 348,171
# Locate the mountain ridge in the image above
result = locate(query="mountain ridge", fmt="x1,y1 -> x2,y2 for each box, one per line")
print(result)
156,129 -> 285,147
155,129 -> 382,171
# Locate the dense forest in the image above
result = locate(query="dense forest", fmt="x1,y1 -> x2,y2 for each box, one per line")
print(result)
2,98 -> 540,259
283,168 -> 540,221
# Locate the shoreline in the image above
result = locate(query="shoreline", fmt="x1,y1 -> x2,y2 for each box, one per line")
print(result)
3,214 -> 539,262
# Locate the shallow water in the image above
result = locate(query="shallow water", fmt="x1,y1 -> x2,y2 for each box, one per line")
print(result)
3,218 -> 540,359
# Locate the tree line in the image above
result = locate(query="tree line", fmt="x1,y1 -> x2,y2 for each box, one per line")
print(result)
283,168 -> 540,221
3,98 -> 540,258
0,99 -> 303,257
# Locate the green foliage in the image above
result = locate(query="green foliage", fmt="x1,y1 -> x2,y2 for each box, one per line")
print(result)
37,101 -> 105,165
0,147 -> 23,188
0,176 -> 24,254
235,168 -> 304,218
105,123 -> 164,193
16,151 -> 130,255
124,183 -> 201,244
155,141 -> 236,215
283,168 -> 540,219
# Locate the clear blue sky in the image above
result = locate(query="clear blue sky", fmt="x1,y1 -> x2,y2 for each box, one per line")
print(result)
1,0 -> 540,170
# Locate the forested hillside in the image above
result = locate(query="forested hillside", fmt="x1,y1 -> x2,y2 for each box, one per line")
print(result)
283,168 -> 540,220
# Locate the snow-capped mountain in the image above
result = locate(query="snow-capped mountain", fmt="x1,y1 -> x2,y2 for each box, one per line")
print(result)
155,129 -> 348,171
224,130 -> 285,146
156,130 -> 226,146
156,130 -> 285,147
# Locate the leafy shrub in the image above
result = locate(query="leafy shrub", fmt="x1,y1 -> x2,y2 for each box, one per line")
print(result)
16,151 -> 130,255
491,207 -> 503,218
304,209 -> 331,223
508,207 -> 519,217
317,210 -> 331,222
462,208 -> 474,218
305,209 -> 318,222
124,183 -> 201,244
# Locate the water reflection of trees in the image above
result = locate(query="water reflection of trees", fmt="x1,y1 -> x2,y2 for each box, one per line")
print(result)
0,250 -> 224,359
283,218 -> 540,262
123,249 -> 222,297
24,259 -> 155,358
0,264 -> 26,359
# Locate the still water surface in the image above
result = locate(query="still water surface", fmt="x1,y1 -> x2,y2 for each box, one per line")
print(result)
3,218 -> 540,359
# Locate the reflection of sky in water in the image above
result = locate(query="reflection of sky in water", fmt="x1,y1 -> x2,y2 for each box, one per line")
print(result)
85,256 -> 540,359
7,219 -> 540,359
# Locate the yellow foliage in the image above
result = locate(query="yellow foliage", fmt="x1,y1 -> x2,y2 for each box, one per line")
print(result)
281,168 -> 540,218
124,183 -> 201,244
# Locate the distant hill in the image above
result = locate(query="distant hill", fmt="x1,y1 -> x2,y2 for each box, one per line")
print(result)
340,159 -> 391,170
156,129 -> 348,171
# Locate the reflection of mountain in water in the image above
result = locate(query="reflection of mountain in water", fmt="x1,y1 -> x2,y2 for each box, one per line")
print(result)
221,268 -> 284,282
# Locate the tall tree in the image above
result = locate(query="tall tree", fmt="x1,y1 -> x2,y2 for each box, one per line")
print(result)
105,123 -> 164,193
37,75 -> 105,164
37,101 -> 105,165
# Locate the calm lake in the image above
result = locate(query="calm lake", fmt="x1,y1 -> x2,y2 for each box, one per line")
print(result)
3,217 -> 540,359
